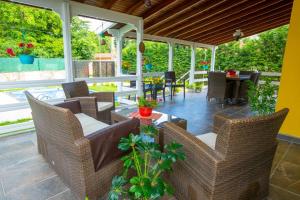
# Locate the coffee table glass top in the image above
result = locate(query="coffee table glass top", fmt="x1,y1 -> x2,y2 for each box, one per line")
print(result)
112,106 -> 186,128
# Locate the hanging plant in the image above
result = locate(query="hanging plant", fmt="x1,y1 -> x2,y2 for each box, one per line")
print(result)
6,42 -> 35,64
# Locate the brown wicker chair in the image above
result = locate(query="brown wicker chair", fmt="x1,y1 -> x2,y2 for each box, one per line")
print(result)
25,91 -> 139,200
239,71 -> 261,101
164,71 -> 185,100
163,108 -> 289,200
207,72 -> 232,103
62,80 -> 115,124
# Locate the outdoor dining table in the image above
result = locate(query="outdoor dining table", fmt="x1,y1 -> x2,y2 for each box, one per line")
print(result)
226,74 -> 251,101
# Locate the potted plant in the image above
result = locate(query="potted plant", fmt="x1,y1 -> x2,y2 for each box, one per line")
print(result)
109,125 -> 185,200
144,56 -> 152,72
6,42 -> 35,64
138,97 -> 157,117
247,79 -> 277,115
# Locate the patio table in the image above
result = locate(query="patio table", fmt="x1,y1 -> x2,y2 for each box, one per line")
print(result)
226,75 -> 251,102
111,107 -> 187,148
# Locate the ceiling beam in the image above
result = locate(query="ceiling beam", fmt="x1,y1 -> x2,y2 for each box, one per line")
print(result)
144,0 -> 203,32
127,0 -> 145,15
148,0 -> 230,35
207,19 -> 290,45
162,0 -> 268,37
104,0 -> 119,9
142,0 -> 177,20
198,12 -> 291,44
173,0 -> 288,39
184,2 -> 292,41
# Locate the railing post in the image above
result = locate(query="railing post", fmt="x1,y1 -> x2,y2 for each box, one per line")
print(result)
168,42 -> 174,71
190,44 -> 196,84
136,19 -> 144,97
61,1 -> 74,82
210,46 -> 217,71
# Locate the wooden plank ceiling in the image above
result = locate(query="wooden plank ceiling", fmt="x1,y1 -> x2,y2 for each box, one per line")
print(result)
73,0 -> 293,45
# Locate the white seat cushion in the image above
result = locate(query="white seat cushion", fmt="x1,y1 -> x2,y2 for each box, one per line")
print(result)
75,113 -> 109,136
196,132 -> 217,150
97,102 -> 114,112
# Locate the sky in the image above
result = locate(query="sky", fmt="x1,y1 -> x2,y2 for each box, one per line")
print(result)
78,16 -> 115,34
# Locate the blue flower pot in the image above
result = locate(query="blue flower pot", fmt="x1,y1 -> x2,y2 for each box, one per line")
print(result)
145,63 -> 152,71
19,54 -> 34,64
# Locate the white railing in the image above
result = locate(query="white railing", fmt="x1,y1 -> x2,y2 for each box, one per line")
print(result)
143,72 -> 164,77
0,76 -> 138,113
259,72 -> 281,86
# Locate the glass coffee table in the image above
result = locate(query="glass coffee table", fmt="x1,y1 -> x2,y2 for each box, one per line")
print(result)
111,106 -> 187,130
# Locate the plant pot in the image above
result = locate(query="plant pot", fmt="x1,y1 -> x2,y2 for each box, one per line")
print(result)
139,107 -> 153,117
19,54 -> 34,64
145,64 -> 152,71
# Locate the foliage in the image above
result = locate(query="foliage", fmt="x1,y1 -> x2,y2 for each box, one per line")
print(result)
144,77 -> 163,85
88,83 -> 117,92
247,79 -> 277,115
109,126 -> 185,200
138,97 -> 157,108
215,25 -> 288,72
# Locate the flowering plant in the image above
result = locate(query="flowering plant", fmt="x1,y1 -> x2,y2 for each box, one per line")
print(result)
6,42 -> 34,57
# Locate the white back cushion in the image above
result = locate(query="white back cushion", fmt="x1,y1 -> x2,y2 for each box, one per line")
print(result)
97,102 -> 114,111
75,113 -> 109,136
196,132 -> 217,150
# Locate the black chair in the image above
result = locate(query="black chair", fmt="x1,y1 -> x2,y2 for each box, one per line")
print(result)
164,71 -> 185,100
142,81 -> 153,98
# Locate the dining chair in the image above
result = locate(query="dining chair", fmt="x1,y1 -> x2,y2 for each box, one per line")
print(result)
207,72 -> 231,103
164,71 -> 185,100
239,71 -> 261,101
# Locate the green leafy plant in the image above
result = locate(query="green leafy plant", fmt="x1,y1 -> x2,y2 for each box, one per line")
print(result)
247,79 -> 277,115
108,125 -> 185,200
138,97 -> 157,108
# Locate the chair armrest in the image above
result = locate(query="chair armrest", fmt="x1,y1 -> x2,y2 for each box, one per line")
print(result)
163,122 -> 223,181
213,114 -> 230,133
90,92 -> 115,105
85,118 -> 140,172
66,97 -> 98,119
55,100 -> 81,114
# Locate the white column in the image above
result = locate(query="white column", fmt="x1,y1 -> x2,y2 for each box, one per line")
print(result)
190,45 -> 196,84
168,42 -> 174,71
210,46 -> 217,71
136,20 -> 144,97
116,36 -> 123,76
61,1 -> 74,82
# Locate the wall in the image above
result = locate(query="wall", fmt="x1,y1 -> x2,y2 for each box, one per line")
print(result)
276,0 -> 300,138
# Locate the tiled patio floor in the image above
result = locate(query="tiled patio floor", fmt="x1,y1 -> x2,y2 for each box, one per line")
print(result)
0,92 -> 299,200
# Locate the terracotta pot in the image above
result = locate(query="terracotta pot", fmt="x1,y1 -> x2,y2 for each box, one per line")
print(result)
139,107 -> 153,117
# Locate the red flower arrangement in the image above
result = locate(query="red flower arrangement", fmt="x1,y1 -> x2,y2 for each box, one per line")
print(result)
200,61 -> 210,65
6,42 -> 34,57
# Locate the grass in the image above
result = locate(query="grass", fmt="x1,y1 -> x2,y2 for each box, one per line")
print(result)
0,118 -> 32,126
0,88 -> 26,93
88,83 -> 117,92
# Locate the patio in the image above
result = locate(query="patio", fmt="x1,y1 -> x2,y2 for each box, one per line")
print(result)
0,92 -> 299,200
0,0 -> 300,199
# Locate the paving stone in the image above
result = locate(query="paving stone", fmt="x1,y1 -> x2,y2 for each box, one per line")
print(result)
5,176 -> 67,200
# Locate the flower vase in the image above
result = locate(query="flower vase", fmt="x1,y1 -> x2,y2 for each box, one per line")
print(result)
19,54 -> 34,64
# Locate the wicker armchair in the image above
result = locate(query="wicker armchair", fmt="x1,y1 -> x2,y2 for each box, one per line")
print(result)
62,80 -> 115,124
25,91 -> 139,200
163,108 -> 289,200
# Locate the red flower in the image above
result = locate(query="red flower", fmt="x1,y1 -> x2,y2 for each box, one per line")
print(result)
6,48 -> 16,57
27,43 -> 34,48
19,43 -> 25,48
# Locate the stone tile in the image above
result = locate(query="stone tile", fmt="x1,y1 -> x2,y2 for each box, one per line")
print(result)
47,189 -> 79,200
0,140 -> 34,156
268,184 -> 300,200
1,156 -> 55,194
5,176 -> 67,200
271,159 -> 300,195
0,147 -> 37,172
271,140 -> 290,174
284,144 -> 300,165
